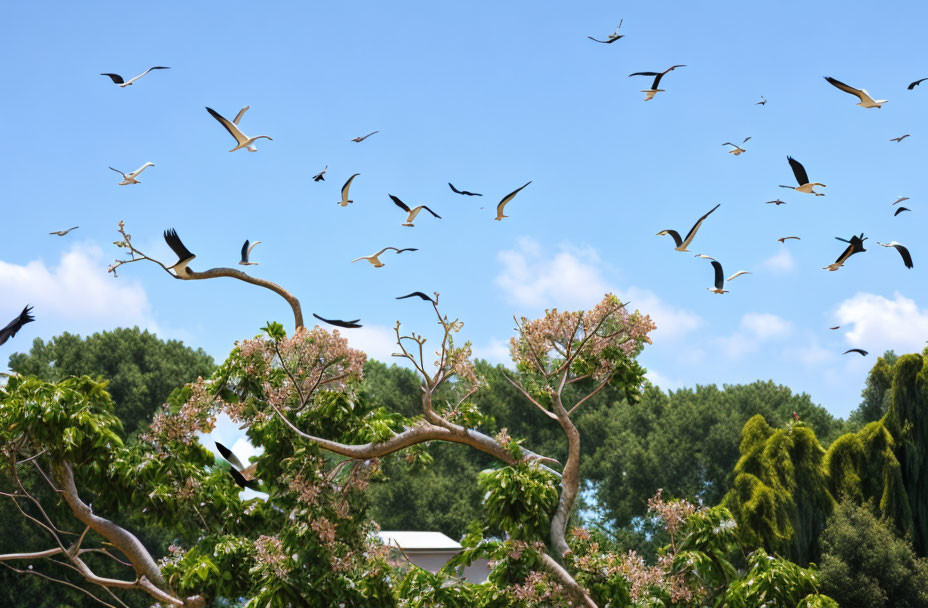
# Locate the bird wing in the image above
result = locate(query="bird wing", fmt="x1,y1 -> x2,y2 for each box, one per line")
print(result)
228,467 -> 257,490
164,229 -> 195,262
895,207 -> 910,216
726,270 -> 751,281
628,71 -> 660,78
131,162 -> 154,177
449,183 -> 463,194
215,442 -> 245,470
232,106 -> 250,125
787,156 -> 811,186
396,292 -> 433,302
100,73 -> 125,84
109,167 -> 127,178
496,181 -> 532,218
126,66 -> 170,84
710,260 -> 725,290
895,244 -> 914,268
824,76 -> 865,101
206,107 -> 248,145
587,36 -> 620,43
395,248 -> 419,254
843,349 -> 868,356
247,240 -> 261,256
419,205 -> 441,219
908,78 -> 928,90
341,173 -> 359,198
0,306 -> 35,345
742,136 -> 752,144
240,240 -> 250,262
893,197 -> 909,205
312,313 -> 361,328
652,65 -> 685,89
389,194 -> 411,212
832,242 -> 855,266
681,203 -> 720,247
656,230 -> 683,248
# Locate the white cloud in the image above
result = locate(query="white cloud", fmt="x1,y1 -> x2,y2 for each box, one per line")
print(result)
645,368 -> 682,390
715,312 -> 793,358
761,248 -> 796,274
472,337 -> 512,366
344,324 -> 401,363
494,238 -> 702,343
0,243 -> 159,334
836,292 -> 928,354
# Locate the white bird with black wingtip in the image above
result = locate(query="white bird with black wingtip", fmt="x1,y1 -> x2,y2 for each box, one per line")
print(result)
239,240 -> 261,266
205,106 -> 272,152
824,76 -> 887,108
110,162 -> 155,185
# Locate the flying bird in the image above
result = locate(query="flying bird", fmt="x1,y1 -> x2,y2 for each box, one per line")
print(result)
396,292 -> 435,304
780,156 -> 826,196
205,106 -> 272,152
824,76 -> 887,108
890,134 -> 910,142
656,203 -> 721,252
693,254 -> 716,260
109,162 -> 154,185
628,65 -> 685,100
723,137 -> 751,155
907,78 -> 927,90
587,19 -> 624,43
49,226 -> 79,236
351,131 -> 379,143
389,195 -> 441,227
312,314 -> 362,329
765,199 -> 786,206
778,236 -> 800,243
756,96 -> 767,105
876,241 -> 913,269
892,196 -> 909,205
495,181 -> 532,221
449,183 -> 482,197
338,173 -> 360,207
706,261 -> 729,294
829,326 -> 840,330
844,349 -> 869,357
100,66 -> 170,87
239,240 -> 261,265
313,165 -> 328,182
163,229 -> 196,277
0,306 -> 34,347
352,247 -> 418,268
824,233 -> 867,271
894,207 -> 911,216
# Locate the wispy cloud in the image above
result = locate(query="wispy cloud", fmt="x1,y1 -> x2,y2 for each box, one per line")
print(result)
714,312 -> 793,358
760,248 -> 796,274
836,292 -> 928,354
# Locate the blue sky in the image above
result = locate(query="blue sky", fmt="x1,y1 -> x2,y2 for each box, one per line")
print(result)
2,0 -> 928,420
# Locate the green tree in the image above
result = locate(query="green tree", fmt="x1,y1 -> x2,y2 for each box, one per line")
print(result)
8,327 -> 215,437
819,500 -> 928,608
848,351 -> 898,426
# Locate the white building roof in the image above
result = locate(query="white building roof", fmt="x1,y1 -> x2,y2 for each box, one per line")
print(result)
377,531 -> 462,551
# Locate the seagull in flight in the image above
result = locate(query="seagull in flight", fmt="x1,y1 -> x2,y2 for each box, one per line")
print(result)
205,106 -> 272,152
100,66 -> 170,87
876,241 -> 913,269
351,131 -> 379,143
587,19 -> 624,43
824,76 -> 887,108
495,181 -> 532,221
312,313 -> 362,329
765,199 -> 787,206
0,306 -> 34,347
890,134 -> 910,142
628,65 -> 686,100
657,203 -> 720,252
780,156 -> 825,196
824,233 -> 867,271
449,183 -> 482,196
389,195 -> 441,227
892,196 -> 910,206
338,173 -> 360,207
778,236 -> 800,243
110,162 -> 155,185
352,247 -> 418,268
706,260 -> 734,294
163,229 -> 196,278
907,78 -> 928,90
396,292 -> 435,304
49,226 -> 79,236
844,348 -> 868,357
895,207 -> 911,216
756,96 -> 767,105
239,240 -> 261,266
723,137 -> 751,155
313,165 -> 328,182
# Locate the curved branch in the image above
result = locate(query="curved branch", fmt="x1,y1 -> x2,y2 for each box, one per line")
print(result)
537,552 -> 598,608
109,221 -> 303,330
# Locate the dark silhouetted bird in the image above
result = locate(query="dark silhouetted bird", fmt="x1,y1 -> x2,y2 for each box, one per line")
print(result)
0,306 -> 34,347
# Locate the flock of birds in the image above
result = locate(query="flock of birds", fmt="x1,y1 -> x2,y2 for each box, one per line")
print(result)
3,25 -> 926,400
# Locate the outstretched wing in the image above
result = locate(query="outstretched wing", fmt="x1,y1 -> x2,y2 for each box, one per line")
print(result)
894,207 -> 910,216
0,305 -> 35,346
342,173 -> 360,197
682,203 -> 721,246
908,78 -> 928,90
240,240 -> 250,263
419,205 -> 441,219
496,181 -> 532,218
656,229 -> 683,248
232,105 -> 250,125
587,35 -> 621,43
312,313 -> 362,328
109,167 -> 127,178
206,107 -> 247,145
824,76 -> 863,100
164,229 -> 195,262
394,248 -> 419,254
396,292 -> 434,303
709,260 -> 725,290
787,156 -> 810,186
215,442 -> 245,470
448,183 -> 463,194
389,194 -> 411,212
100,73 -> 124,84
